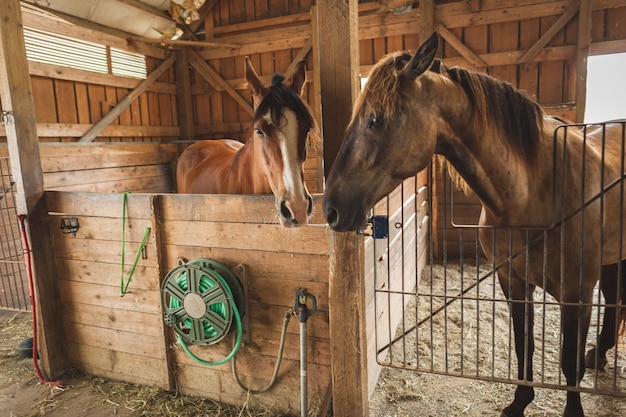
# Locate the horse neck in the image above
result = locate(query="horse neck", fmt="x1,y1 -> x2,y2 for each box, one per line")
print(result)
428,74 -> 536,223
228,136 -> 272,194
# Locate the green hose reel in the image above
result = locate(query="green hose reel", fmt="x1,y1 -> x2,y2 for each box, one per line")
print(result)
161,259 -> 245,347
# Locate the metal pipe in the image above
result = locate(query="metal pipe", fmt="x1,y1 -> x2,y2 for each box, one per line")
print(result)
300,319 -> 308,417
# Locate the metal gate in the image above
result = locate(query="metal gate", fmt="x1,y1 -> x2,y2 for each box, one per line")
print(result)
371,121 -> 626,397
0,156 -> 29,311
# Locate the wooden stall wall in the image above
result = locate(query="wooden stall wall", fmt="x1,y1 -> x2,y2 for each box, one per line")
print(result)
46,189 -> 332,414
0,6 -> 179,144
0,143 -> 176,193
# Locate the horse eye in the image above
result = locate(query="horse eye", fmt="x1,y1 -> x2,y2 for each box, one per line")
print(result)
367,114 -> 383,129
254,128 -> 265,137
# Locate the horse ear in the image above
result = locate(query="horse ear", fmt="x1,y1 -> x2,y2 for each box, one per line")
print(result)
289,60 -> 307,96
401,31 -> 439,82
245,57 -> 264,99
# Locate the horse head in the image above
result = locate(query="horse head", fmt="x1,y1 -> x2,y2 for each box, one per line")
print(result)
323,32 -> 440,231
245,58 -> 320,227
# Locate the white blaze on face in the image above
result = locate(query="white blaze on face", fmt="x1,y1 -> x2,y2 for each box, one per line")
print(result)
263,109 -> 305,200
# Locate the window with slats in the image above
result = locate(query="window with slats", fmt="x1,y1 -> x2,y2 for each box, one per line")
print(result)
23,27 -> 147,79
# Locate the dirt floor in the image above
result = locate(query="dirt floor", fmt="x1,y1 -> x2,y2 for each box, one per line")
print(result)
2,260 -> 626,417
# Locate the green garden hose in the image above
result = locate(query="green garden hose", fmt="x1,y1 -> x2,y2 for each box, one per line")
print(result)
162,259 -> 244,366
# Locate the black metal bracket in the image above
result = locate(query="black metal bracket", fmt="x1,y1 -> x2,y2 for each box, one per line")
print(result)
356,215 -> 389,239
60,217 -> 79,237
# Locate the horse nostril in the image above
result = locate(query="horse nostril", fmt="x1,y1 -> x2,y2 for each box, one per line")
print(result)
280,200 -> 293,219
306,195 -> 313,216
326,206 -> 338,227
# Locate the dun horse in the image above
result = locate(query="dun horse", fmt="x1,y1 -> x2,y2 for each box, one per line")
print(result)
176,58 -> 319,227
323,32 -> 626,417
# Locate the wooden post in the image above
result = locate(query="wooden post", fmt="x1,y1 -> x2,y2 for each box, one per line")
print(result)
175,48 -> 195,141
419,0 -> 435,42
317,0 -> 360,178
0,0 -> 68,378
315,1 -> 367,416
575,0 -> 593,122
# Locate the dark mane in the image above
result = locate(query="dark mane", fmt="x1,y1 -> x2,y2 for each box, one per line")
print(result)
443,65 -> 543,165
253,72 -> 321,149
254,73 -> 314,129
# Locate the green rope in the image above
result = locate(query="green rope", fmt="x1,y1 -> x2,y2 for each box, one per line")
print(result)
120,191 -> 151,296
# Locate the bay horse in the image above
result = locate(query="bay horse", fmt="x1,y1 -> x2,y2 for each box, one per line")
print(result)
176,57 -> 320,227
323,32 -> 626,417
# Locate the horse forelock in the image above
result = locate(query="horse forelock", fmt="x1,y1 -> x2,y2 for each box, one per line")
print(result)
253,74 -> 320,153
354,52 -> 412,125
443,66 -> 544,167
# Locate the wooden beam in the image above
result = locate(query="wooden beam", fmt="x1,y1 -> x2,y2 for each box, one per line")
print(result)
419,0 -> 435,42
0,123 -> 179,138
116,0 -> 171,20
285,37 -> 313,78
187,48 -> 254,116
79,53 -> 176,142
28,61 -> 176,94
143,38 -> 240,49
316,1 -> 368,416
0,0 -> 68,378
517,0 -> 579,64
436,22 -> 488,68
575,0 -> 593,122
175,49 -> 194,142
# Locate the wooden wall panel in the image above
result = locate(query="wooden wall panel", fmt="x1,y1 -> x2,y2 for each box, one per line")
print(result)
46,189 -> 333,414
0,143 -> 177,193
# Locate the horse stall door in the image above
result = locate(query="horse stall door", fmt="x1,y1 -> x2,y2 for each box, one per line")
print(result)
369,122 -> 626,414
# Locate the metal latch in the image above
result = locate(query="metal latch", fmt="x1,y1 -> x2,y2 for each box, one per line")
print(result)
356,215 -> 389,239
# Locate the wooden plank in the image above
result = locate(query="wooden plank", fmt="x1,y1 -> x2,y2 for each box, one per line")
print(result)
161,246 -> 329,284
79,53 -> 176,142
63,303 -> 164,338
44,164 -> 168,188
575,0 -> 593,122
0,123 -> 180,138
28,61 -> 177,93
174,355 -> 330,411
161,221 -> 329,255
55,259 -> 160,291
489,21 -> 519,85
538,14 -> 566,105
436,22 -> 488,68
66,343 -> 169,388
58,279 -> 161,314
0,0 -> 68,378
518,1 -> 579,64
46,192 -> 327,225
519,18 -> 541,99
188,49 -> 254,116
50,215 -> 154,243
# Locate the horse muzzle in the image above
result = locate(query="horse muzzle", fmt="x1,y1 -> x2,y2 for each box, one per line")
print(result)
323,197 -> 368,232
279,194 -> 313,227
